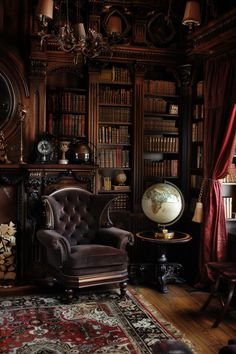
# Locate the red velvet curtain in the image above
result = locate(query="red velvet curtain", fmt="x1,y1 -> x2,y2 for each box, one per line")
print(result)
197,55 -> 236,287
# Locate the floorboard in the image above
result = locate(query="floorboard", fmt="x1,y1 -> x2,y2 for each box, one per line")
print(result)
129,283 -> 236,354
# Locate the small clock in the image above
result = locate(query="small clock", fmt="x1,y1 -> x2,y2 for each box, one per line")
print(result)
37,139 -> 53,162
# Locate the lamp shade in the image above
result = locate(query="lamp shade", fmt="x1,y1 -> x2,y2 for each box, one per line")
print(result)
106,15 -> 122,35
36,0 -> 54,19
73,23 -> 86,38
182,1 -> 201,27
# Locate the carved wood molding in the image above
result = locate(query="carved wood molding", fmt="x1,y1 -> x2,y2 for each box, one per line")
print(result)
25,169 -> 96,200
0,174 -> 23,185
178,64 -> 193,87
186,8 -> 236,57
101,46 -> 182,66
30,60 -> 47,78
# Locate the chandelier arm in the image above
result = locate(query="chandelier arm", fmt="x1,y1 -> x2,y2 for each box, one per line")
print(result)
37,0 -> 112,62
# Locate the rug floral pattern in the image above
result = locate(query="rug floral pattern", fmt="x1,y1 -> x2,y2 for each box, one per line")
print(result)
0,289 -> 191,353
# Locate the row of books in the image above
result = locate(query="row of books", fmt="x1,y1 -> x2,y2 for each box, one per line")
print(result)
144,97 -> 167,113
190,174 -> 202,189
99,87 -> 132,105
98,148 -> 130,168
223,197 -> 234,219
98,125 -> 130,144
192,121 -> 203,142
144,80 -> 176,96
100,67 -> 131,83
98,176 -> 131,192
144,159 -> 178,177
47,113 -> 86,137
219,163 -> 236,183
144,136 -> 179,153
196,81 -> 204,98
144,119 -> 178,132
193,104 -> 204,119
47,92 -> 86,113
99,107 -> 132,123
195,145 -> 203,169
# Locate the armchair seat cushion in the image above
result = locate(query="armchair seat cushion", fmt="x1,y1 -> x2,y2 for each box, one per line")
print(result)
67,245 -> 128,270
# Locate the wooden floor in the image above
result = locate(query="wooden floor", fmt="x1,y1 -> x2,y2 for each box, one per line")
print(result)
129,283 -> 236,354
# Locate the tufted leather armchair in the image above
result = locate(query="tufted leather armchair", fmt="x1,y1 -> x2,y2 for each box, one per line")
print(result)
36,187 -> 134,301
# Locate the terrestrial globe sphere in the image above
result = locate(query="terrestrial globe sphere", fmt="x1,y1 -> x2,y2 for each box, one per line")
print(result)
115,171 -> 127,185
141,181 -> 184,228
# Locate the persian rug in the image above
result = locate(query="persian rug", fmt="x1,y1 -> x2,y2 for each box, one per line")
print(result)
0,288 -> 194,354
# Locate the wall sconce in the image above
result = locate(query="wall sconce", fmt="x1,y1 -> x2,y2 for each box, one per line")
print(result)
182,1 -> 201,32
106,15 -> 122,37
103,9 -> 130,44
36,0 -> 53,33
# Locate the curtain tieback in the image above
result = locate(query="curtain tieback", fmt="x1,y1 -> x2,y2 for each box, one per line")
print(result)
192,178 -> 208,223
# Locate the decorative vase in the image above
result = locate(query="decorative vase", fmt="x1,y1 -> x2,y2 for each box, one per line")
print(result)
58,141 -> 70,164
70,141 -> 92,164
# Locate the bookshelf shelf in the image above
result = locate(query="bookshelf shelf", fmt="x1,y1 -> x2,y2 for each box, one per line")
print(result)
98,167 -> 131,170
46,87 -> 87,139
97,64 -> 133,212
99,121 -> 132,126
100,81 -> 132,86
221,145 -> 236,233
99,103 -> 132,107
142,70 -> 180,190
99,189 -> 131,194
189,77 -> 205,217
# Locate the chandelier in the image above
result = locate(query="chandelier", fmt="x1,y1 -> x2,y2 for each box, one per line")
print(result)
36,0 -> 112,61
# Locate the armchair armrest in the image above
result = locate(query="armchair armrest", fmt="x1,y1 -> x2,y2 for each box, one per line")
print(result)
95,227 -> 134,250
37,229 -> 71,268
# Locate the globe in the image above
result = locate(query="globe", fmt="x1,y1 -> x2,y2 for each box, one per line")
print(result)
115,171 -> 127,185
141,181 -> 184,238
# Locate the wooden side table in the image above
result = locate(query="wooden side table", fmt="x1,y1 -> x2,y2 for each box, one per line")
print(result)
135,230 -> 192,293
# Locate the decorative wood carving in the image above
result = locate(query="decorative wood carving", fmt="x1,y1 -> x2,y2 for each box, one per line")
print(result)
186,8 -> 236,57
103,8 -> 131,44
132,20 -> 147,45
30,60 -> 47,78
147,12 -> 176,46
178,64 -> 192,87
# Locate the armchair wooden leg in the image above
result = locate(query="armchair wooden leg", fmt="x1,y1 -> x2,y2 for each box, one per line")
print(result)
63,288 -> 74,303
120,281 -> 127,297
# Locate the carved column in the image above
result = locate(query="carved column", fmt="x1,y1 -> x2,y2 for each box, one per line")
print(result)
29,59 -> 47,152
88,66 -> 100,165
178,64 -> 193,201
133,63 -> 145,212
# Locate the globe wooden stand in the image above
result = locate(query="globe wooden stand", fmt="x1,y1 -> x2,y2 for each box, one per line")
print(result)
135,231 -> 192,293
136,181 -> 190,292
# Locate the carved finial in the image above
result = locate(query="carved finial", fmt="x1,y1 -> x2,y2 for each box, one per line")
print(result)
0,130 -> 11,164
178,64 -> 192,87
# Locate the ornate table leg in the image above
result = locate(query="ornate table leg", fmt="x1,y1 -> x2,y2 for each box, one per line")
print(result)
155,247 -> 184,293
156,252 -> 168,293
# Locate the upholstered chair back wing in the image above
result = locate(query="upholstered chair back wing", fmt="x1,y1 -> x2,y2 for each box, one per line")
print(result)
42,187 -> 116,246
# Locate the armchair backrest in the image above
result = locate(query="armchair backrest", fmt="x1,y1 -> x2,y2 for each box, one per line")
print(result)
42,187 -> 116,246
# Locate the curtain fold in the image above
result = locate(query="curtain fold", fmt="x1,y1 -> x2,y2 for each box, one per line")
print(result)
196,55 -> 236,287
